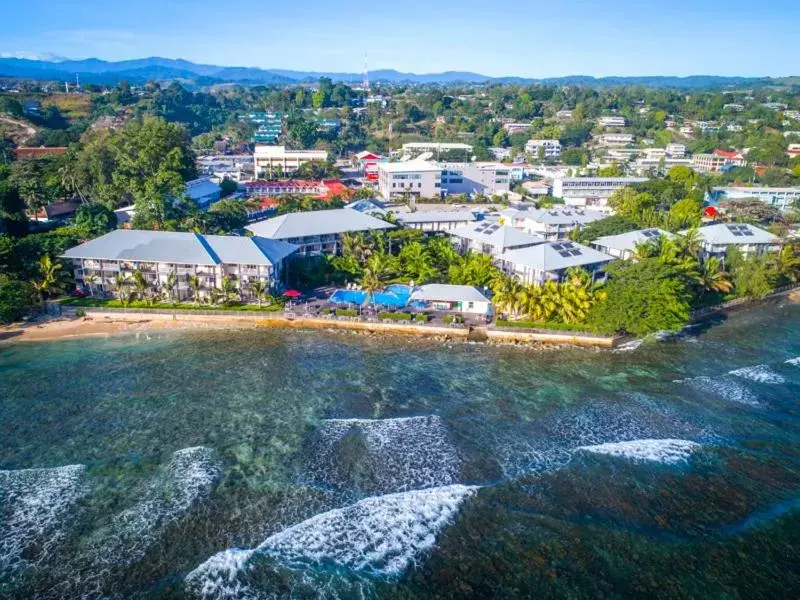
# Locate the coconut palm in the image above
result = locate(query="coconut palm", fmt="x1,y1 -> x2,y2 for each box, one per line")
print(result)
187,275 -> 201,304
491,275 -> 523,318
113,273 -> 132,305
220,275 -> 239,305
696,256 -> 733,295
131,269 -> 149,303
250,280 -> 268,306
163,272 -> 178,304
398,241 -> 436,283
770,245 -> 800,283
676,226 -> 702,259
31,255 -> 65,306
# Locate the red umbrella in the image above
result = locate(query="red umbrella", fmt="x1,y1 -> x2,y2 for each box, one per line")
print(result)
283,289 -> 302,298
704,206 -> 718,218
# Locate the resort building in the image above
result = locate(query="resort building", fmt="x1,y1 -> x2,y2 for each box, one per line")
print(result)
61,229 -> 297,299
396,210 -> 478,232
524,139 -> 562,158
377,159 -> 443,199
408,284 -> 491,315
448,222 -> 545,259
502,207 -> 606,240
500,241 -> 614,285
598,116 -> 627,127
691,223 -> 781,260
245,208 -> 394,255
691,150 -> 747,173
591,228 -> 673,260
184,177 -> 222,208
597,133 -> 634,146
706,186 -> 800,212
551,177 -> 647,210
666,143 -> 687,158
253,145 -> 328,176
439,162 -> 511,197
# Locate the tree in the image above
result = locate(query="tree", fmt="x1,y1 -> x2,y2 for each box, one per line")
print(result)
163,271 -> 178,304
588,259 -> 692,336
0,276 -> 35,323
668,198 -> 702,228
572,215 -> 638,244
187,274 -> 201,304
219,177 -> 238,197
131,269 -> 149,303
73,203 -> 117,236
31,255 -> 65,305
726,247 -> 775,299
250,279 -> 268,306
208,198 -> 247,232
608,188 -> 658,221
219,275 -> 239,304
398,241 -> 436,283
770,244 -> 800,284
114,272 -> 132,305
0,180 -> 27,236
696,256 -> 733,296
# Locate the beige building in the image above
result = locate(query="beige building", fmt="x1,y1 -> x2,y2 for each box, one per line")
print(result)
253,145 -> 328,176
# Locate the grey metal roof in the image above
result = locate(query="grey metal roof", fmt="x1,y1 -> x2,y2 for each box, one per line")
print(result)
185,178 -> 222,200
410,284 -> 490,303
245,208 -> 395,239
61,229 -> 297,266
448,223 -> 545,251
502,241 -> 614,271
592,228 -> 673,254
518,207 -> 606,226
397,211 -> 478,224
689,223 -> 780,245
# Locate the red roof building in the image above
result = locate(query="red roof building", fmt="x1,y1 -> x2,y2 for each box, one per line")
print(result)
353,151 -> 385,181
14,146 -> 68,159
712,149 -> 747,164
243,179 -> 352,201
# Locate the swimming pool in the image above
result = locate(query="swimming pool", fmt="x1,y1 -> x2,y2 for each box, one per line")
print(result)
328,284 -> 414,308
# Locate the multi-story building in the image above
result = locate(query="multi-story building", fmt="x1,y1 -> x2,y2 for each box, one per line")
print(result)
666,143 -> 687,158
502,207 -> 606,240
352,151 -> 385,181
253,145 -> 328,176
691,150 -> 747,173
524,139 -> 562,158
243,179 -> 351,200
196,154 -> 253,182
500,241 -> 613,285
377,159 -> 443,199
691,223 -> 781,260
632,157 -> 693,175
62,230 -> 297,299
597,133 -> 634,146
245,208 -> 394,255
724,103 -> 745,112
503,122 -> 534,134
400,142 -> 472,160
706,186 -> 800,211
551,177 -> 648,210
439,162 -> 511,196
246,111 -> 283,143
396,211 -> 479,233
555,109 -> 574,120
598,116 -> 626,127
448,222 -> 544,260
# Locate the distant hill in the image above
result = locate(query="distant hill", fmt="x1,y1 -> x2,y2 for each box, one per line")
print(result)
0,56 -> 793,89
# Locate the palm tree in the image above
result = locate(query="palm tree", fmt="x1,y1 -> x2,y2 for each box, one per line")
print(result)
113,273 -> 132,306
770,245 -> 800,283
250,280 -> 268,306
219,275 -> 239,305
398,241 -> 436,283
32,255 -> 64,307
491,275 -> 523,318
187,275 -> 201,304
676,226 -> 702,260
696,256 -> 733,295
163,271 -> 178,305
131,269 -> 148,304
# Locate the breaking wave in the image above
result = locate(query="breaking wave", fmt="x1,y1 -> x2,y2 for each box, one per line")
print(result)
576,439 -> 701,464
186,485 -> 477,598
728,365 -> 786,384
92,446 -> 221,569
0,465 -> 90,581
613,339 -> 644,353
677,375 -> 760,406
784,356 -> 800,366
305,416 -> 462,494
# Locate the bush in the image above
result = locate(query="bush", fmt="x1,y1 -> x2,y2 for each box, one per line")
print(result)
0,278 -> 36,324
378,312 -> 412,321
75,309 -> 86,318
414,313 -> 428,323
444,314 -> 464,324
335,309 -> 358,317
320,307 -> 331,315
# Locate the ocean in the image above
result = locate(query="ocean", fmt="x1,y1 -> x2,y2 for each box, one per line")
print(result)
1,300 -> 799,598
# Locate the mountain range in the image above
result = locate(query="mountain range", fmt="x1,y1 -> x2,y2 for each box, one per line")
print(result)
0,56 -> 790,89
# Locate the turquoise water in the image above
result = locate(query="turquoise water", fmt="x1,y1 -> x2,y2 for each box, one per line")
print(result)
1,301 -> 800,598
329,284 -> 411,308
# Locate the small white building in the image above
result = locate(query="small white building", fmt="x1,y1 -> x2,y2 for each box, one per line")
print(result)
591,228 -> 673,260
500,241 -> 613,285
377,159 -> 443,199
597,133 -> 634,146
396,211 -> 478,232
598,116 -> 627,127
184,177 -> 222,208
551,177 -> 648,211
666,144 -> 687,158
501,207 -> 606,240
409,284 -> 491,315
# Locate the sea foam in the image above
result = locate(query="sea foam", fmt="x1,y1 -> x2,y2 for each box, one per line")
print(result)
186,484 -> 477,598
93,446 -> 221,568
576,439 -> 701,464
728,364 -> 786,384
785,356 -> 800,366
678,375 -> 760,406
0,464 -> 89,579
306,416 -> 461,493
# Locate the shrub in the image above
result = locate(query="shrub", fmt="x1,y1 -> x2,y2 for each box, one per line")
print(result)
335,309 -> 358,317
414,313 -> 428,323
75,309 -> 86,318
444,315 -> 464,324
320,307 -> 331,314
378,312 -> 412,321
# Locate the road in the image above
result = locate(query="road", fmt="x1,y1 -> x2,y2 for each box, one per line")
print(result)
0,115 -> 37,143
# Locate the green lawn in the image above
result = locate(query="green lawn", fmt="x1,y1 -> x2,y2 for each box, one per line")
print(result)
61,297 -> 284,312
494,319 -> 599,333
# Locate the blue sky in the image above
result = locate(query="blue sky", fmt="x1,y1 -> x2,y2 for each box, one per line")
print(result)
2,0 -> 799,77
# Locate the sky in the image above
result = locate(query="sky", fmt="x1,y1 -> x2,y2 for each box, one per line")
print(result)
2,0 -> 799,77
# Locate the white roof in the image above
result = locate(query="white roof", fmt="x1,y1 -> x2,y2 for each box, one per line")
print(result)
246,208 -> 394,239
516,207 -> 606,226
713,186 -> 800,194
448,222 -> 545,251
502,241 -> 614,272
690,223 -> 780,245
592,228 -> 673,254
61,229 -> 297,266
185,177 -> 221,201
378,159 -> 442,173
410,284 -> 489,304
397,211 -> 478,224
402,142 -> 472,150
